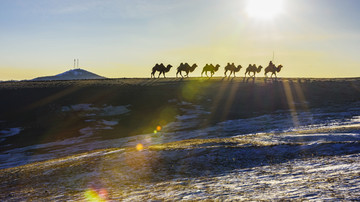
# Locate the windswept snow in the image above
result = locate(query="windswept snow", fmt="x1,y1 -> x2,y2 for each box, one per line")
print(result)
61,104 -> 129,136
79,119 -> 118,136
0,127 -> 21,138
0,127 -> 22,142
62,104 -> 130,116
104,154 -> 360,201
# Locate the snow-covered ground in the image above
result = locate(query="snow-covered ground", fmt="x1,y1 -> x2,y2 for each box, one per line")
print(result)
108,154 -> 360,201
0,101 -> 359,200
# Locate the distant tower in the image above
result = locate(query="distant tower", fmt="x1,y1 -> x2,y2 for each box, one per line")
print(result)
73,59 -> 76,69
77,59 -> 79,69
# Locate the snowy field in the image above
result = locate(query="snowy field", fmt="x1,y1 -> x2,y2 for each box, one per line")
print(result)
1,99 -> 360,200
0,78 -> 360,200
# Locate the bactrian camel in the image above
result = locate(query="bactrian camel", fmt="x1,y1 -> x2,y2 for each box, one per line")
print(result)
201,64 -> 220,77
244,64 -> 263,78
264,63 -> 283,78
224,63 -> 242,77
151,63 -> 172,78
176,63 -> 198,78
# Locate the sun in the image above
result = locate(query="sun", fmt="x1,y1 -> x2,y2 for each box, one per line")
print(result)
246,0 -> 284,20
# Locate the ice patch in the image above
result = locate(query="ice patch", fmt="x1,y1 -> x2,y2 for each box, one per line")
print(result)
79,127 -> 95,136
62,104 -> 96,112
101,120 -> 118,126
62,104 -> 131,116
79,120 -> 118,136
99,105 -> 130,116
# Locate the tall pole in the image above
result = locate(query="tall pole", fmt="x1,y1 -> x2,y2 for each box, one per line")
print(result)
74,59 -> 76,69
272,51 -> 275,62
77,59 -> 79,69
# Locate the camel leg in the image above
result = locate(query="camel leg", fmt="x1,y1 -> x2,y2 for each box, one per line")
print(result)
201,70 -> 204,77
180,71 -> 183,78
233,71 -> 235,77
224,70 -> 227,77
163,71 -> 166,78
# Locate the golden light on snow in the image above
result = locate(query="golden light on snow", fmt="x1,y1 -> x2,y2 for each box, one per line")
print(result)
246,0 -> 284,20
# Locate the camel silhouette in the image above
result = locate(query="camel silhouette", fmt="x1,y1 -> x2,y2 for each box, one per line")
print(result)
176,63 -> 198,78
244,64 -> 263,78
201,64 -> 220,77
264,63 -> 283,78
151,63 -> 172,78
224,63 -> 242,77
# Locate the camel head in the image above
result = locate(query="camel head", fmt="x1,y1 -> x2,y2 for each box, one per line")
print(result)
190,63 -> 197,72
257,65 -> 263,73
277,65 -> 283,72
214,64 -> 220,72
236,65 -> 242,72
165,64 -> 172,72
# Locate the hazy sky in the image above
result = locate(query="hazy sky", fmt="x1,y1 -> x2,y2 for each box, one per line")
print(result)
1,0 -> 360,80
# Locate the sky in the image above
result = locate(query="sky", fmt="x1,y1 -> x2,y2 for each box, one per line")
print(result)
1,0 -> 360,80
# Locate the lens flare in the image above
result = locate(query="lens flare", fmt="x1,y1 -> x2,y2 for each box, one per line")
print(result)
156,125 -> 162,131
84,187 -> 108,202
136,143 -> 144,151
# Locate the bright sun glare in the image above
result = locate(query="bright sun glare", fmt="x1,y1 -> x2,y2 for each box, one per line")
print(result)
246,0 -> 284,20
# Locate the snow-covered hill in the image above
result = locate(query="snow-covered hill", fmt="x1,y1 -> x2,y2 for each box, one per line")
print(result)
32,69 -> 106,81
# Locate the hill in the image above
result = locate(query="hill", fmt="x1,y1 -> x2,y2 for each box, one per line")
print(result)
32,68 -> 106,81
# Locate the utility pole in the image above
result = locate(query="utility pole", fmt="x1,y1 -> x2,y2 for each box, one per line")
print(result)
73,59 -> 76,69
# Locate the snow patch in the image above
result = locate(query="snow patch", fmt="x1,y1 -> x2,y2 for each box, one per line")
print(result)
62,104 -> 131,116
0,128 -> 22,142
0,127 -> 22,137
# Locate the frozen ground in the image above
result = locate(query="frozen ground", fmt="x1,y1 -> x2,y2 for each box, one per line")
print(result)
0,100 -> 359,200
110,154 -> 360,201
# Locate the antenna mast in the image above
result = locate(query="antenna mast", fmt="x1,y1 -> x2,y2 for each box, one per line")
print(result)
272,51 -> 275,62
73,59 -> 76,69
77,59 -> 79,69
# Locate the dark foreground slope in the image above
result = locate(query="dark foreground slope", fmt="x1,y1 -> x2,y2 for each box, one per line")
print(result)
1,77 -> 360,150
